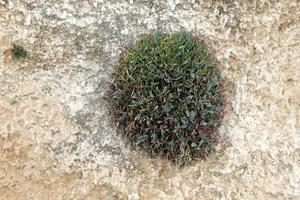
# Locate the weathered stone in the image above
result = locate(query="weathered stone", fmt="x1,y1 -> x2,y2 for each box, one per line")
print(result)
0,0 -> 299,199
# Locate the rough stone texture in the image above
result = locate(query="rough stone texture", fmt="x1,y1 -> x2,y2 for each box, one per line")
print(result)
0,0 -> 299,199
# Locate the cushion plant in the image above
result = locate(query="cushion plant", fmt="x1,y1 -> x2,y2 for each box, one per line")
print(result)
109,32 -> 224,166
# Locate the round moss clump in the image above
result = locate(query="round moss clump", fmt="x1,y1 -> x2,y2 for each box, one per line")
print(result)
109,32 -> 224,166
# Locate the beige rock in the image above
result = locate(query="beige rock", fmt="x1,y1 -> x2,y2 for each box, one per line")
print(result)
0,0 -> 299,199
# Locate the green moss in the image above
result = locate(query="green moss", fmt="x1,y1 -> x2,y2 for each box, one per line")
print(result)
109,32 -> 225,166
11,44 -> 27,60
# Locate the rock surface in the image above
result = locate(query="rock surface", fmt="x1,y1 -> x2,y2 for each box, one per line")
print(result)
0,0 -> 299,199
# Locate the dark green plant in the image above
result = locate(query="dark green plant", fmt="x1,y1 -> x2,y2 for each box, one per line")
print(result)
11,44 -> 27,60
109,32 -> 225,166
